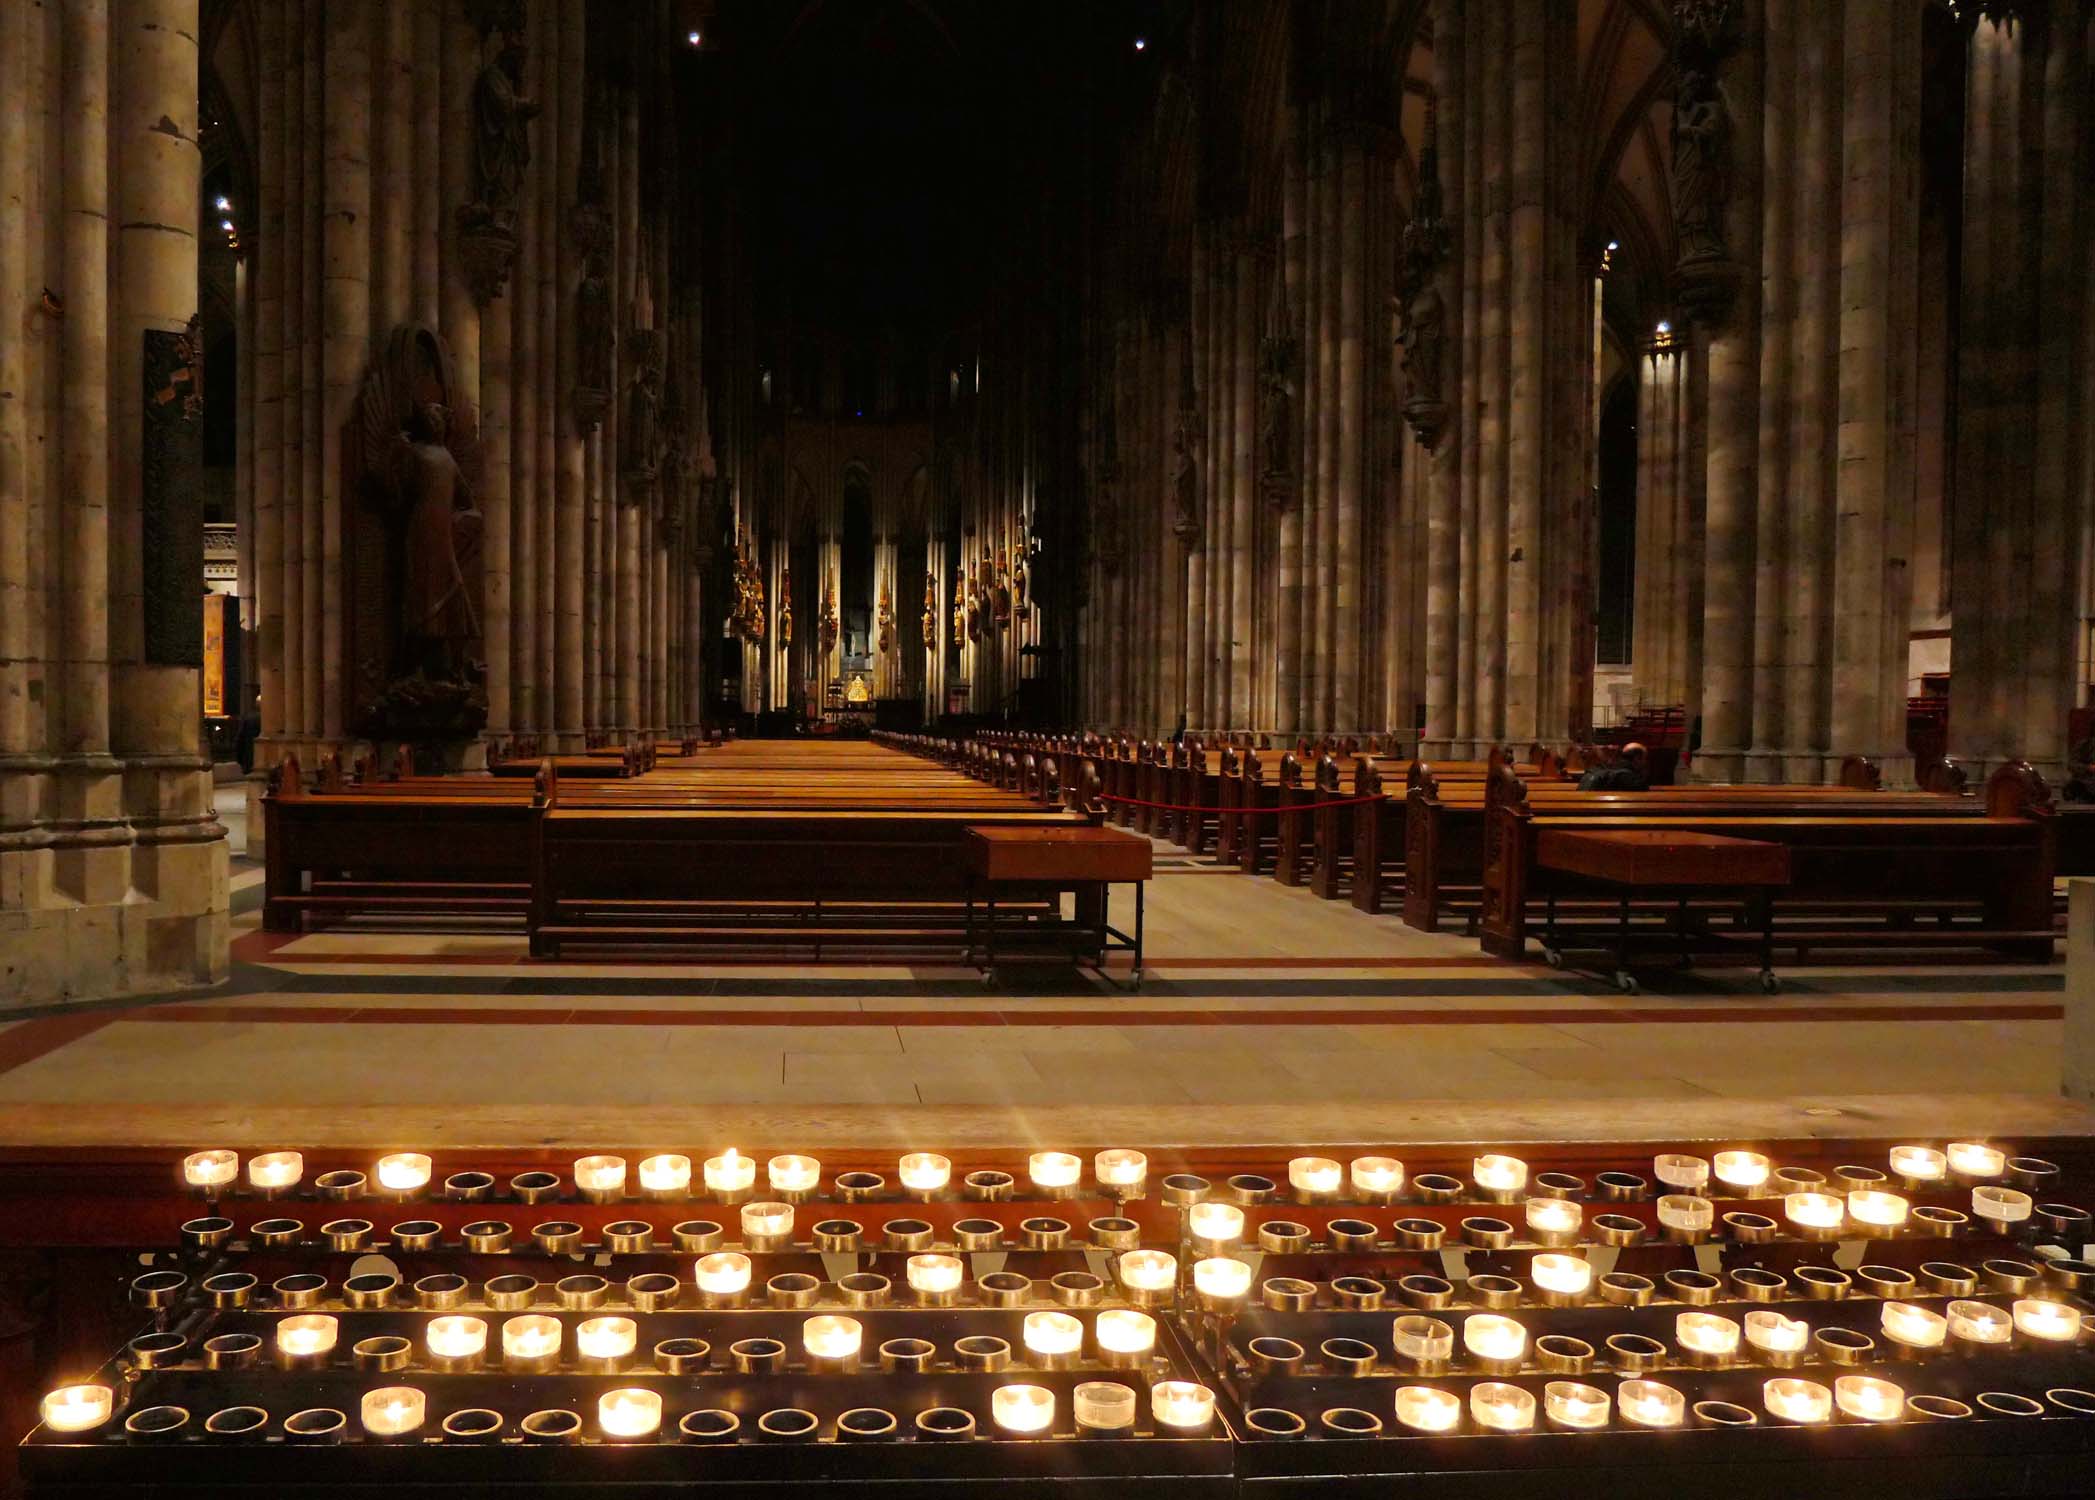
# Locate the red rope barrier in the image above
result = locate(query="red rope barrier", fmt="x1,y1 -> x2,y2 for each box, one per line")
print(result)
1099,793 -> 1382,816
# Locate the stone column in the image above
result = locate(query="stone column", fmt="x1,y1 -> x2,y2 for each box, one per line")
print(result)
413,1 -> 441,327
280,0 -> 307,744
320,0 -> 370,746
555,0 -> 586,746
0,0 -> 26,762
1333,138 -> 1366,732
1783,0 -> 1838,780
1951,4 -> 2087,779
510,11 -> 541,739
372,0 -> 412,338
1423,0 -> 1467,753
58,0 -> 112,761
1747,0 -> 1796,774
253,0 -> 284,765
1229,240 -> 1257,727
535,0 -> 559,741
1830,0 -> 1919,783
299,0 -> 323,742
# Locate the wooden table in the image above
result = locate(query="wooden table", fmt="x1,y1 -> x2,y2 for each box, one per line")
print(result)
1533,828 -> 1792,993
964,825 -> 1153,986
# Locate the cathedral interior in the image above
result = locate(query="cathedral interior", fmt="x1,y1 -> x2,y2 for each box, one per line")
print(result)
3,1 -> 2095,1495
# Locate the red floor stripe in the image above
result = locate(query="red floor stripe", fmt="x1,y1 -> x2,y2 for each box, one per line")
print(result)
0,1014 -> 117,1079
122,1002 -> 2064,1029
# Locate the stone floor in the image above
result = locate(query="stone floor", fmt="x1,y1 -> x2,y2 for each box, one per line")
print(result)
0,833 -> 2073,1149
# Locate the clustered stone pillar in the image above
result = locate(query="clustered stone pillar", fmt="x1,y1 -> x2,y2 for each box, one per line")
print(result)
1631,339 -> 1693,707
0,0 -> 226,1006
1948,3 -> 2088,782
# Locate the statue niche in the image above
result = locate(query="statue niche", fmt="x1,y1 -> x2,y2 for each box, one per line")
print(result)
457,1 -> 539,305
350,323 -> 487,740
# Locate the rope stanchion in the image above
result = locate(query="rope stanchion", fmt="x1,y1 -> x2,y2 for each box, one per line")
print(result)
1098,793 -> 1382,817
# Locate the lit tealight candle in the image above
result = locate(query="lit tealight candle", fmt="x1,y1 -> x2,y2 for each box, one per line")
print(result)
1095,1310 -> 1157,1355
1946,1300 -> 2011,1346
575,1154 -> 628,1196
376,1153 -> 431,1193
277,1314 -> 338,1359
803,1315 -> 864,1362
1764,1378 -> 1832,1424
1192,1257 -> 1251,1300
907,1254 -> 965,1296
1714,1150 -> 1771,1192
1394,1385 -> 1462,1433
1350,1156 -> 1405,1196
40,1386 -> 113,1434
1654,1153 -> 1711,1191
1187,1202 -> 1245,1246
1947,1142 -> 2006,1178
695,1253 -> 753,1296
1469,1382 -> 1536,1432
426,1315 -> 488,1361
1119,1250 -> 1178,1293
1619,1380 -> 1686,1429
1288,1157 -> 1342,1196
1972,1185 -> 2033,1225
1473,1154 -> 1528,1194
899,1152 -> 951,1192
740,1201 -> 794,1242
577,1317 -> 638,1361
183,1149 -> 239,1190
1676,1313 -> 1742,1359
1029,1151 -> 1083,1191
1530,1253 -> 1593,1298
703,1149 -> 754,1194
1525,1198 -> 1582,1237
1095,1149 -> 1148,1189
1834,1376 -> 1905,1423
768,1155 -> 821,1194
1656,1194 -> 1714,1234
598,1388 -> 661,1439
1151,1381 -> 1216,1431
360,1387 -> 426,1437
1881,1301 -> 1948,1351
1890,1145 -> 1946,1181
1462,1315 -> 1527,1365
1847,1190 -> 1909,1228
502,1315 -> 563,1363
1784,1192 -> 1845,1232
1023,1311 -> 1085,1359
247,1151 -> 304,1191
1543,1381 -> 1610,1430
992,1384 -> 1056,1435
638,1154 -> 692,1194
1744,1310 -> 1810,1357
2012,1299 -> 2084,1342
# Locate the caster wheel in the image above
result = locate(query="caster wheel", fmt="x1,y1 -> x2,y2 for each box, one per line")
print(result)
1759,971 -> 1781,994
1544,948 -> 1565,969
1616,972 -> 1640,995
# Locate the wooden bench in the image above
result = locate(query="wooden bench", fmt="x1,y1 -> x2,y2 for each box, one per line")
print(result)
1528,828 -> 1792,992
1476,761 -> 2059,967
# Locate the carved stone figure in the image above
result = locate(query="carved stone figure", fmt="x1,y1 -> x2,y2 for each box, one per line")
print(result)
1257,333 -> 1297,505
1395,115 -> 1452,448
1170,403 -> 1202,547
573,251 -> 612,428
394,403 -> 484,682
623,334 -> 662,487
1672,74 -> 1730,267
923,573 -> 938,648
468,12 -> 537,232
456,3 -> 537,304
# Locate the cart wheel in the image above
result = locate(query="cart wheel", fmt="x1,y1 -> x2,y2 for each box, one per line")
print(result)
1543,947 -> 1564,969
1759,970 -> 1781,995
980,969 -> 997,989
1129,969 -> 1144,992
1615,972 -> 1640,995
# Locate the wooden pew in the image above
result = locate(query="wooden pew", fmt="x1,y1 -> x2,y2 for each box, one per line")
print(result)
1475,761 -> 2058,969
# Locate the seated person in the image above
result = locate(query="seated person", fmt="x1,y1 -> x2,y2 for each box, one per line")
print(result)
1578,741 -> 1650,792
2067,734 -> 2095,803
